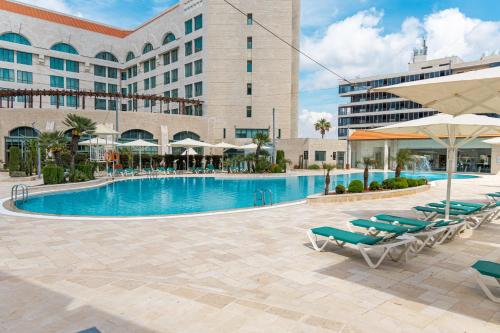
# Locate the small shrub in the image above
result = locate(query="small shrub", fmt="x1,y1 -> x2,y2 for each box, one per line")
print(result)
76,163 -> 96,180
69,169 -> 88,182
270,164 -> 283,173
393,178 -> 409,189
406,178 -> 418,187
417,178 -> 428,186
308,164 -> 320,170
8,147 -> 22,176
369,181 -> 382,191
335,184 -> 345,194
348,180 -> 364,193
42,165 -> 65,185
382,178 -> 396,190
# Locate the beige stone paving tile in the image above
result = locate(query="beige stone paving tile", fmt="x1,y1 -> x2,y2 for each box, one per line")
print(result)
373,299 -> 435,329
302,315 -> 346,331
449,301 -> 496,322
169,286 -> 207,300
110,279 -> 148,290
195,292 -> 236,309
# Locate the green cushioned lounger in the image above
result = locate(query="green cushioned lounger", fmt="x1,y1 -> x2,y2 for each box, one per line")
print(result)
351,219 -> 423,234
471,260 -> 500,303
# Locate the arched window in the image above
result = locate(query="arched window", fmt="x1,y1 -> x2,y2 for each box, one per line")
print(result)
95,51 -> 118,62
9,127 -> 39,138
173,131 -> 200,141
0,32 -> 31,45
121,129 -> 154,140
126,51 -> 135,62
142,43 -> 153,54
51,42 -> 79,55
163,33 -> 176,45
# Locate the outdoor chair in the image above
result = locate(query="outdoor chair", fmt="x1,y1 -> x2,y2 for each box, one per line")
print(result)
471,260 -> 500,303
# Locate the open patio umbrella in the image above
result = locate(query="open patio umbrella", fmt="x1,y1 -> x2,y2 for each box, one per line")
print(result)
371,66 -> 500,116
121,139 -> 160,171
239,143 -> 273,150
93,124 -> 119,136
214,142 -> 239,170
79,138 -> 120,146
170,138 -> 213,170
181,148 -> 198,156
370,114 -> 500,219
483,137 -> 500,145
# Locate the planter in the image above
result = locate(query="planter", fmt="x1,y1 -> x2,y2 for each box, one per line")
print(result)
307,184 -> 431,204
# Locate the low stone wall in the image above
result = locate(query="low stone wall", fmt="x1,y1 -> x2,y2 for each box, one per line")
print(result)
307,184 -> 431,204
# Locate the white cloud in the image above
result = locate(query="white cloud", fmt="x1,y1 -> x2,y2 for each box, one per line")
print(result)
299,109 -> 337,138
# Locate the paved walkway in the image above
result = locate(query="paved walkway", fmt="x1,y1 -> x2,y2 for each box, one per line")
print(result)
0,171 -> 499,332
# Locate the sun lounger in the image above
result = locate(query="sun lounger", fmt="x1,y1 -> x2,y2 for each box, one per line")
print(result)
307,226 -> 415,268
428,202 -> 498,229
414,206 -> 464,220
471,260 -> 500,303
166,167 -> 176,175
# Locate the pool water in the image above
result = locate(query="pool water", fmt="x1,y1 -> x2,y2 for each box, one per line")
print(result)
16,172 -> 478,217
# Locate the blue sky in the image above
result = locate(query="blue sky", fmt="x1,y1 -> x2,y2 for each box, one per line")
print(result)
20,0 -> 500,137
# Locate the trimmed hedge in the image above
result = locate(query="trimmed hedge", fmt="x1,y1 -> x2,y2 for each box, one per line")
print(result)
42,165 -> 65,185
369,181 -> 382,191
348,180 -> 364,193
407,178 -> 418,187
308,164 -> 320,170
8,147 -> 22,176
335,184 -> 346,194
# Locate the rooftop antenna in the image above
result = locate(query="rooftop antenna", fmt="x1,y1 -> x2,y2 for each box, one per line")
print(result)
412,37 -> 428,63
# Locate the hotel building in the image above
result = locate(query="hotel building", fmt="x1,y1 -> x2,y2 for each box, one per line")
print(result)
0,0 -> 301,160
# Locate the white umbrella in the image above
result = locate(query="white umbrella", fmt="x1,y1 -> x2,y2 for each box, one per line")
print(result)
239,143 -> 273,150
79,138 -> 120,146
483,137 -> 500,145
214,142 -> 239,170
170,138 -> 213,170
371,114 -> 500,219
121,139 -> 160,171
93,124 -> 119,136
372,66 -> 500,116
181,148 -> 198,156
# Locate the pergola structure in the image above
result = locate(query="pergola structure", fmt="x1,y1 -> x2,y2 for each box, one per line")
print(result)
0,89 -> 203,114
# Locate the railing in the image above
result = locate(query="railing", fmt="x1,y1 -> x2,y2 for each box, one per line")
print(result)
11,184 -> 29,203
254,189 -> 273,207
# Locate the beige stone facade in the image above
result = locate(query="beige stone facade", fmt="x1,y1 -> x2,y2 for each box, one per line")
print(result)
276,138 -> 347,168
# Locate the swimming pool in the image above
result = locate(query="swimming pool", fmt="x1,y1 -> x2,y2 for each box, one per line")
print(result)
15,172 -> 477,217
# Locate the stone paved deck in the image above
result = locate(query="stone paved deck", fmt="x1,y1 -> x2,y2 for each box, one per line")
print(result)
0,171 -> 499,332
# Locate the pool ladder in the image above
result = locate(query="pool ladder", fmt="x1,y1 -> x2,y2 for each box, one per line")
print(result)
11,184 -> 29,203
254,189 -> 273,207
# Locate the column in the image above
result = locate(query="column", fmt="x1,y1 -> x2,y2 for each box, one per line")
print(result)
383,140 -> 389,171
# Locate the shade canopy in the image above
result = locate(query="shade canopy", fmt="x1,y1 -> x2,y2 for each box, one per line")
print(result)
483,137 -> 500,145
372,66 -> 500,116
93,124 -> 119,136
181,148 -> 198,156
121,139 -> 160,147
79,138 -> 120,146
169,138 -> 213,148
239,143 -> 273,150
371,114 -> 500,219
213,142 -> 239,149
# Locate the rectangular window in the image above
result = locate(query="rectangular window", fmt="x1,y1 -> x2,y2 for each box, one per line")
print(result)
108,100 -> 117,111
150,76 -> 156,89
194,104 -> 202,116
247,13 -> 253,25
66,78 -> 79,90
163,90 -> 170,98
133,82 -> 138,93
94,81 -> 106,93
171,49 -> 178,62
194,59 -> 203,74
247,60 -> 252,72
171,69 -> 178,82
185,19 -> 193,35
108,83 -> 118,93
121,71 -> 127,80
150,58 -> 156,71
194,14 -> 203,30
185,41 -> 193,56
50,57 -> 64,70
223,128 -> 226,139
144,78 -> 150,90
108,67 -> 118,79
121,87 -> 127,95
16,51 -> 32,65
194,37 -> 203,52
144,60 -> 150,73
0,48 -> 14,62
185,62 -> 193,77
17,70 -> 32,84
50,95 -> 64,106
163,52 -> 170,65
194,81 -> 202,96
50,75 -> 64,88
246,106 -> 252,118
303,151 -> 309,160
164,71 -> 170,84
247,37 -> 253,49
171,88 -> 178,98
67,95 -> 77,107
132,65 -> 138,77
145,99 -> 150,108
66,60 -> 79,73
278,129 -> 281,139
315,151 -> 326,162
247,83 -> 252,95
185,105 -> 193,115
94,65 -> 106,77
235,128 -> 268,139
95,99 -> 106,110
185,84 -> 193,98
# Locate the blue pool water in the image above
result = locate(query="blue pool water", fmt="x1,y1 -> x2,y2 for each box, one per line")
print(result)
16,172 -> 478,217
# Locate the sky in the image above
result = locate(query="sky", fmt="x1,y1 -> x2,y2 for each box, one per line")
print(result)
17,0 -> 500,138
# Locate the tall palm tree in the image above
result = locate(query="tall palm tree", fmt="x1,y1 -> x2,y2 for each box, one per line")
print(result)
394,149 -> 413,178
314,118 -> 331,139
253,132 -> 270,159
362,157 -> 376,191
39,131 -> 67,166
63,114 -> 96,171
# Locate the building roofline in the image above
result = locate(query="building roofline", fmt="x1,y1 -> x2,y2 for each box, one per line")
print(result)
0,0 -> 179,38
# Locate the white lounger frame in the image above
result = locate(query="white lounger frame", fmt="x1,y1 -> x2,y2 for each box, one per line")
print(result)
473,270 -> 500,303
307,230 -> 416,269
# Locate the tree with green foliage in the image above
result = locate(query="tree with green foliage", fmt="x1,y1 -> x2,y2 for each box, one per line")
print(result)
39,131 -> 67,166
8,146 -> 21,176
362,157 -> 376,191
63,114 -> 96,171
323,163 -> 334,195
394,149 -> 414,178
314,118 -> 331,139
252,133 -> 271,172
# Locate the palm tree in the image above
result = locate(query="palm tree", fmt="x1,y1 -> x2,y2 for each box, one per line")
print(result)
314,118 -> 331,139
253,133 -> 271,172
362,157 -> 376,191
323,163 -> 334,195
63,114 -> 96,171
394,149 -> 413,178
39,131 -> 67,165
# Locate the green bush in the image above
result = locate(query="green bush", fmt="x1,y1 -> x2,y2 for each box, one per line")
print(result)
76,163 -> 96,180
270,164 -> 283,173
42,164 -> 65,184
382,177 -> 409,190
369,181 -> 382,191
255,157 -> 271,173
348,180 -> 364,193
335,184 -> 346,194
69,169 -> 88,182
393,178 -> 409,189
308,164 -> 320,170
417,178 -> 428,186
8,147 -> 22,176
382,178 -> 396,189
406,178 -> 418,187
